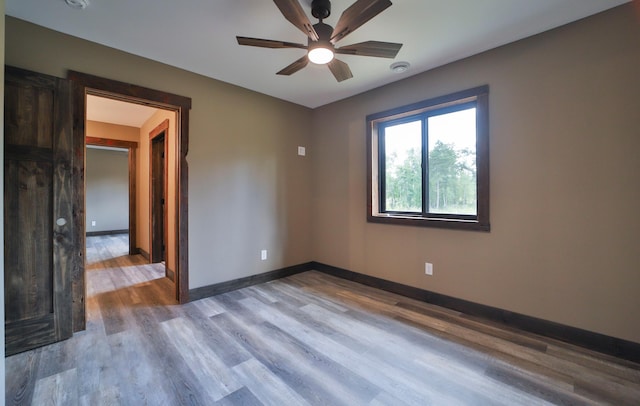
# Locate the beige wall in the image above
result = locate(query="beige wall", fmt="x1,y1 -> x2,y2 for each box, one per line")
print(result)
86,148 -> 129,233
5,17 -> 313,290
138,109 -> 178,274
311,4 -> 640,344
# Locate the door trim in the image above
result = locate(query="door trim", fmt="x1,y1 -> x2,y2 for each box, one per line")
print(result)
148,119 -> 169,266
68,71 -> 192,332
86,137 -> 138,256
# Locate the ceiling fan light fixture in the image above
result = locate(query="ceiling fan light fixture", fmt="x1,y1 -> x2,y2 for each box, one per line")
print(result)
237,0 -> 401,81
308,47 -> 334,64
308,21 -> 334,65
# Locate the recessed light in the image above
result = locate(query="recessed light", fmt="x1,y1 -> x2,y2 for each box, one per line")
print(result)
65,0 -> 89,9
390,61 -> 410,73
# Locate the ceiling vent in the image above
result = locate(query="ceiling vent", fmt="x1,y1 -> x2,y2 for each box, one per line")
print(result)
390,61 -> 410,73
65,0 -> 89,10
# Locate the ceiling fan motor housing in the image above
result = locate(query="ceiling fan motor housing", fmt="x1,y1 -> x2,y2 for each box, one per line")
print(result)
311,22 -> 333,42
308,22 -> 334,59
311,0 -> 331,20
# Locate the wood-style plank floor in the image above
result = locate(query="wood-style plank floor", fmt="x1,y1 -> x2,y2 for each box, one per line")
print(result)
6,234 -> 640,405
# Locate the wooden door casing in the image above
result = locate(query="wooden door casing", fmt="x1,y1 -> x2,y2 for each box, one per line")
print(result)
4,66 -> 74,356
68,70 -> 192,310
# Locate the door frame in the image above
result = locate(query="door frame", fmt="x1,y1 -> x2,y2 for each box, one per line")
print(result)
68,71 -> 191,332
149,120 -> 169,267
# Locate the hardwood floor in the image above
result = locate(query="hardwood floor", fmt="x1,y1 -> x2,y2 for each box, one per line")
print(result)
6,235 -> 640,405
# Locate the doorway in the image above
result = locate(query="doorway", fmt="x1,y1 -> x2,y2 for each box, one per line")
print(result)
150,126 -> 167,267
85,137 -> 138,255
69,71 -> 192,332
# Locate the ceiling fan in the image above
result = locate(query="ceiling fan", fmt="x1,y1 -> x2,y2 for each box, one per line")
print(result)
236,0 -> 403,82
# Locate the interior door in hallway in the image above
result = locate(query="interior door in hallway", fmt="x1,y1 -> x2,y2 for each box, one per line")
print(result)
4,66 -> 74,356
150,131 -> 166,264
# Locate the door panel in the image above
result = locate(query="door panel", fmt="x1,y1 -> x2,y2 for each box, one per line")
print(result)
4,66 -> 73,356
5,160 -> 54,320
151,133 -> 166,263
5,84 -> 54,148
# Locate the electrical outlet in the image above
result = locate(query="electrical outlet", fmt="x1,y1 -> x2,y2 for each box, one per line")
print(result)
425,262 -> 433,276
298,146 -> 306,156
261,250 -> 268,260
91,220 -> 96,227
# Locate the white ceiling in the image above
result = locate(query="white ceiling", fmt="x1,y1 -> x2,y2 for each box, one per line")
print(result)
87,95 -> 158,127
7,0 -> 629,109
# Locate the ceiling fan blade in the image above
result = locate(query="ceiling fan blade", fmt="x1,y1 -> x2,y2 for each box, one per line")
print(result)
331,0 -> 392,44
335,41 -> 402,58
273,0 -> 319,41
277,55 -> 309,76
327,58 -> 353,82
237,36 -> 307,50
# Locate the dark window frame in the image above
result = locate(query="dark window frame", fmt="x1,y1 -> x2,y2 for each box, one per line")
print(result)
366,86 -> 490,231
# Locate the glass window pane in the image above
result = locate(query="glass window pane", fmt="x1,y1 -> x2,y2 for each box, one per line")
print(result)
384,120 -> 422,212
428,108 -> 477,215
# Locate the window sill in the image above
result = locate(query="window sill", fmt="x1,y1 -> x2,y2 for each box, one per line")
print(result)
367,214 -> 490,232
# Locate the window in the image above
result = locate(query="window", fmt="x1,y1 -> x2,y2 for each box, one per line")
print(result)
367,86 -> 490,231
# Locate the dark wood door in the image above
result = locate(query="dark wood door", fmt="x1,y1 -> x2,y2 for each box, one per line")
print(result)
4,66 -> 74,356
150,132 -> 166,263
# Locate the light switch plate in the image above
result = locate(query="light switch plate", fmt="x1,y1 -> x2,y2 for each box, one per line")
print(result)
425,262 -> 433,275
